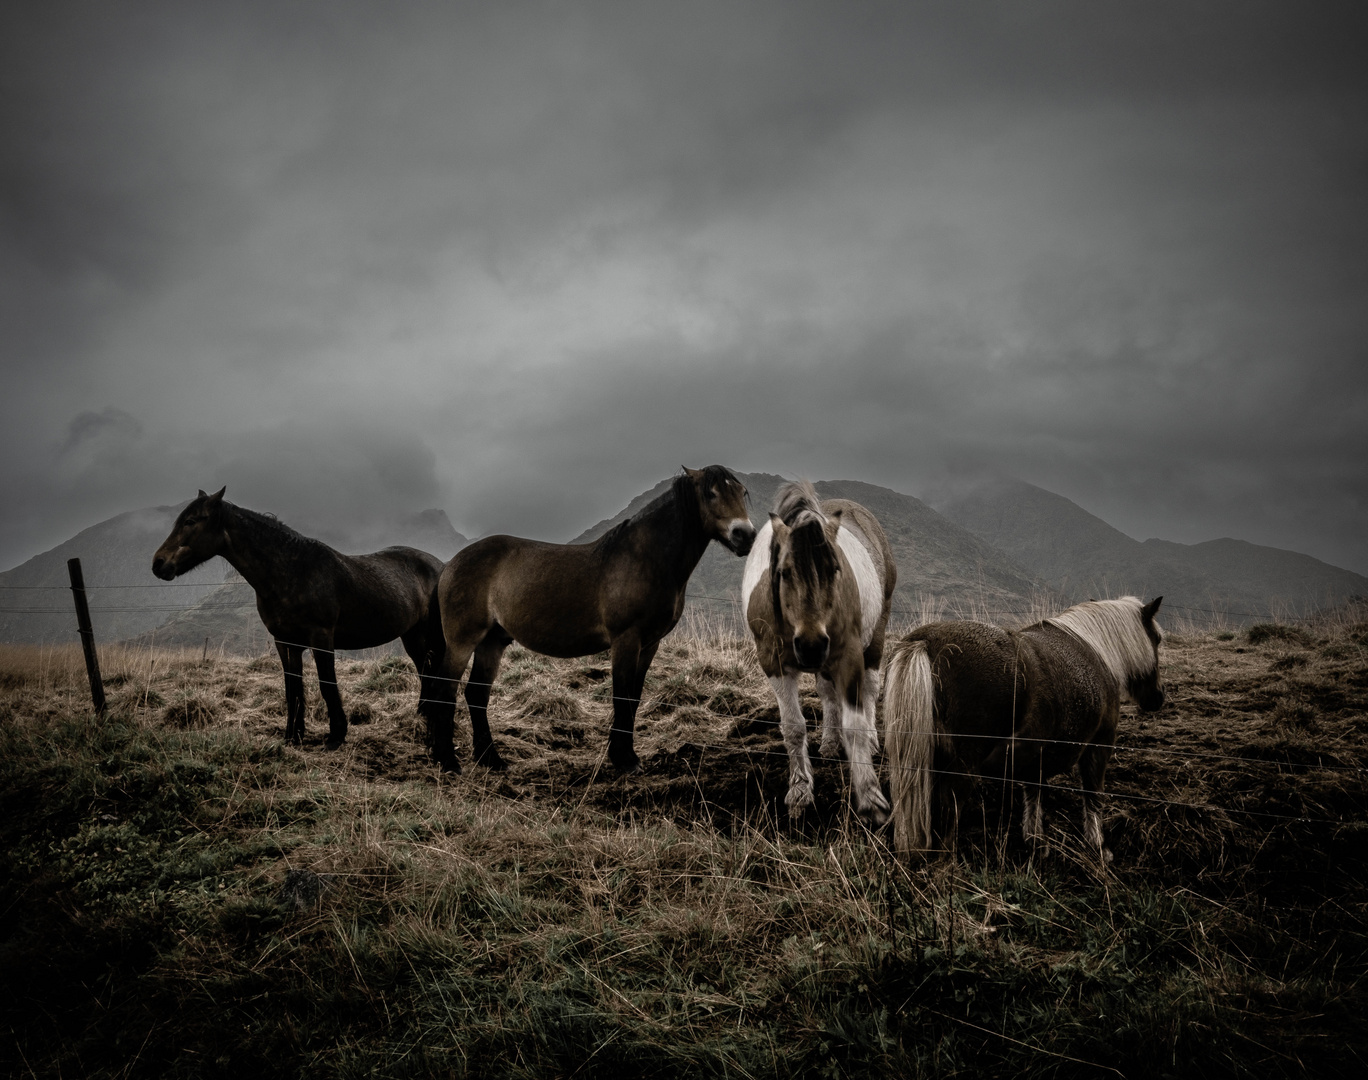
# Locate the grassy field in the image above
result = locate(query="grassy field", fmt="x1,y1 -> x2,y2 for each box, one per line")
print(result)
2,607 -> 1366,1078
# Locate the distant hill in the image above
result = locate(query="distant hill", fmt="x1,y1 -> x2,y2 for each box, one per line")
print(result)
1,505 -> 468,647
0,505 -> 229,645
570,472 -> 1048,629
933,477 -> 1368,623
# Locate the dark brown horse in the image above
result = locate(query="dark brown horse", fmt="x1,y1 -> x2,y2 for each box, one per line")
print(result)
432,466 -> 755,774
884,596 -> 1165,860
742,480 -> 896,825
152,487 -> 451,747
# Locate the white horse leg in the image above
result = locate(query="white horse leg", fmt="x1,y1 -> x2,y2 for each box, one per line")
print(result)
771,674 -> 815,814
837,669 -> 891,826
817,675 -> 842,759
1022,786 -> 1046,847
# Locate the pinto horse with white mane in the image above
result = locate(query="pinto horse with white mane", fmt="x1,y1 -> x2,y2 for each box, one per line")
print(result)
152,487 -> 452,748
884,596 -> 1165,860
432,466 -> 755,774
743,480 -> 897,825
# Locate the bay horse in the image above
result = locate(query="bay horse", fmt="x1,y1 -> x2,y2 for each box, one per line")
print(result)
152,487 -> 452,747
884,596 -> 1165,860
742,480 -> 897,825
431,466 -> 755,774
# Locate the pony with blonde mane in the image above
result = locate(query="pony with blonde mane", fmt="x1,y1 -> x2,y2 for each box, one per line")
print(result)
885,596 -> 1164,860
743,480 -> 896,824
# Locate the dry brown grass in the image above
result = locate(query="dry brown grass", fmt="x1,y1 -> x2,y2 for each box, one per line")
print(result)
2,609 -> 1366,1076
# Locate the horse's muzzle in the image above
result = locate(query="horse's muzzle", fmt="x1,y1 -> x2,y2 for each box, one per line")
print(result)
1134,684 -> 1165,712
152,556 -> 177,581
725,521 -> 756,556
793,632 -> 829,671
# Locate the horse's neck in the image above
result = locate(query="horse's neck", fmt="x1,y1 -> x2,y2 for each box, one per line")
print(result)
218,505 -> 311,590
626,484 -> 708,583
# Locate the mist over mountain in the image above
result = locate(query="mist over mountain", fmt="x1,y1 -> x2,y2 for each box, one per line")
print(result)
932,477 -> 1368,621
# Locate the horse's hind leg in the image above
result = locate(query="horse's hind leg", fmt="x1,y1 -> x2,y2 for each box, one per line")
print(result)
403,624 -> 455,752
313,646 -> 348,749
276,641 -> 307,745
466,629 -> 512,770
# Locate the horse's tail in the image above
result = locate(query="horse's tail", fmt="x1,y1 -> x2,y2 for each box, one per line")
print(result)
885,638 -> 939,857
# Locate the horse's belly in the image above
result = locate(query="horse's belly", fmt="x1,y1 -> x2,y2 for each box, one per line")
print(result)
507,623 -> 612,659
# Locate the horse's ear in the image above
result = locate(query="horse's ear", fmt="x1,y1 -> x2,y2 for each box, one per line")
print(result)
682,466 -> 701,480
197,490 -> 207,498
823,511 -> 843,545
207,486 -> 226,507
1142,596 -> 1163,620
768,514 -> 789,543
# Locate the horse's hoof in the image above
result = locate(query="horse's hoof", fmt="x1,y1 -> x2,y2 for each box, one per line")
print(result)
439,757 -> 462,774
610,751 -> 641,776
325,737 -> 345,751
474,746 -> 508,771
862,804 -> 891,829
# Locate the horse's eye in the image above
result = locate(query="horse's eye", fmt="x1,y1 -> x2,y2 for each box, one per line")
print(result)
780,568 -> 792,582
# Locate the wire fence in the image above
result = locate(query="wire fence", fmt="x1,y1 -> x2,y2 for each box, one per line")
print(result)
3,576 -> 1365,833
1,577 -> 1355,625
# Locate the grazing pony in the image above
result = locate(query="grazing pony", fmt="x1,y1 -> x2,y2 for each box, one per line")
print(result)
152,487 -> 451,747
884,596 -> 1165,860
432,466 -> 755,773
742,480 -> 896,825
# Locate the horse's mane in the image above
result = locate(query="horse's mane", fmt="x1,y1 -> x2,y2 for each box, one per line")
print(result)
771,479 -> 839,592
593,473 -> 692,557
774,479 -> 825,529
1046,597 -> 1159,683
229,503 -> 334,555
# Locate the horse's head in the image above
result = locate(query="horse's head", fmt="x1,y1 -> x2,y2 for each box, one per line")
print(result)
152,487 -> 228,580
1129,595 -> 1166,711
769,508 -> 844,671
684,466 -> 755,556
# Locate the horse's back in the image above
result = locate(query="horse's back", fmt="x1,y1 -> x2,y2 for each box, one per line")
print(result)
900,621 -> 1025,755
439,534 -> 615,655
1016,623 -> 1119,744
330,546 -> 444,649
821,499 -> 896,598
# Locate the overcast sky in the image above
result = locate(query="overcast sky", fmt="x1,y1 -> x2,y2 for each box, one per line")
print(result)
3,1 -> 1366,574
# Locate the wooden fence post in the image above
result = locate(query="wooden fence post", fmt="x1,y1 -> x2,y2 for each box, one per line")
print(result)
67,557 -> 106,715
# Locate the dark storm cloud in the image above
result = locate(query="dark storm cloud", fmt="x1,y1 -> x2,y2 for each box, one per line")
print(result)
2,1 -> 1367,574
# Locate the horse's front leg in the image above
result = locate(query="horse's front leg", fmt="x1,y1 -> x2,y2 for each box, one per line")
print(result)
276,641 -> 307,745
313,645 -> 348,749
1014,744 -> 1048,852
1078,741 -> 1115,864
772,673 -> 815,815
607,633 -> 658,774
829,667 -> 891,827
817,675 -> 842,760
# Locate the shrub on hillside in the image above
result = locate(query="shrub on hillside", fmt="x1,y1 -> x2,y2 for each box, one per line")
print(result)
1246,623 -> 1314,647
